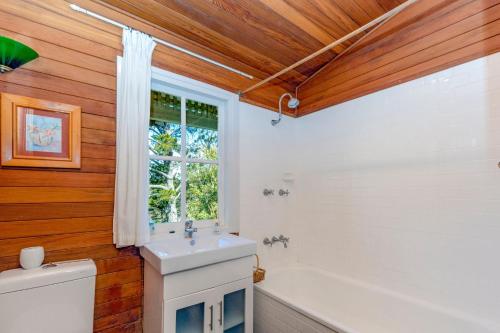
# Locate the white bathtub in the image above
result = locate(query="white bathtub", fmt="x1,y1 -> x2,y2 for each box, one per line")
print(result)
254,265 -> 500,333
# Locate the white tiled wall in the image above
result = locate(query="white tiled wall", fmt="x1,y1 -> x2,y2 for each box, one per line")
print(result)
238,52 -> 500,324
238,102 -> 299,268
293,53 -> 500,323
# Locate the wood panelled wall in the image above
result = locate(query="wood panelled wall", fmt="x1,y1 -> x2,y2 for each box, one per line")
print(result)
0,0 -> 142,331
298,0 -> 500,115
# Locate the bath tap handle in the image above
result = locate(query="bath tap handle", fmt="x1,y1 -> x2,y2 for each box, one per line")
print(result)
263,237 -> 273,247
279,189 -> 290,197
278,235 -> 290,248
278,235 -> 289,241
263,189 -> 274,196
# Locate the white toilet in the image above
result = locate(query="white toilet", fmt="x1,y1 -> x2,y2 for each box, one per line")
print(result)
0,259 -> 97,333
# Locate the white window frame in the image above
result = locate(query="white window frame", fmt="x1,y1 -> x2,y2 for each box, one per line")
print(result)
149,65 -> 239,235
117,57 -> 240,235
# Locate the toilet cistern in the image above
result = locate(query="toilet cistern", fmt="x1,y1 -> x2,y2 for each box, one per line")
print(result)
0,259 -> 97,333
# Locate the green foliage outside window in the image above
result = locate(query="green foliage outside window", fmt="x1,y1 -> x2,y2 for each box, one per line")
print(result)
148,91 -> 219,224
187,149 -> 218,221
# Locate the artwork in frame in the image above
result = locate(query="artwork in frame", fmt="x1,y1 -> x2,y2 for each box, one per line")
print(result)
1,93 -> 81,168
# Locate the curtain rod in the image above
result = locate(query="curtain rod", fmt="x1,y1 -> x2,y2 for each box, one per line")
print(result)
69,4 -> 254,80
296,11 -> 397,90
241,0 -> 419,95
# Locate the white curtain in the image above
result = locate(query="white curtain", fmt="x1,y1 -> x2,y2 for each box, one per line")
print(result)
114,29 -> 156,247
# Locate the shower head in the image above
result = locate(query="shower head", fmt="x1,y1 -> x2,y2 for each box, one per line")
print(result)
271,93 -> 300,126
287,97 -> 300,109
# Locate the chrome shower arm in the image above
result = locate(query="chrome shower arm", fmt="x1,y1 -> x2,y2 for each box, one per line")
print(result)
271,93 -> 294,126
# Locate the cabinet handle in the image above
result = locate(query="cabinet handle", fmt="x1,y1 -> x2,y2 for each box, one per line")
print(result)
218,301 -> 223,326
209,305 -> 214,331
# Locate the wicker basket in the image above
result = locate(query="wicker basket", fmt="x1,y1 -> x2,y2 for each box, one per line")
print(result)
253,254 -> 266,283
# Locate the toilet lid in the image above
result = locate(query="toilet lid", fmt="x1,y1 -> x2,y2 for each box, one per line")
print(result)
0,259 -> 96,294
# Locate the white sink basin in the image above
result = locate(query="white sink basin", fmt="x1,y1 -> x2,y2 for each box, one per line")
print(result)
140,230 -> 257,275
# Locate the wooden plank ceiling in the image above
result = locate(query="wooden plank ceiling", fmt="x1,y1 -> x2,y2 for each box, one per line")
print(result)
95,0 -> 405,113
298,0 -> 500,114
88,0 -> 499,116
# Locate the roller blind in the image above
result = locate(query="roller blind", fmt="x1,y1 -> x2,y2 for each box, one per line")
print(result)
151,90 -> 218,130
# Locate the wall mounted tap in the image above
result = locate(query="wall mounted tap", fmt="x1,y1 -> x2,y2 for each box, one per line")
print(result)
263,189 -> 274,196
278,189 -> 290,197
263,235 -> 290,248
278,235 -> 290,248
184,220 -> 198,239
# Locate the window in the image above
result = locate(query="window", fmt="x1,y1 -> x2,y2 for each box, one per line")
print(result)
148,89 -> 220,226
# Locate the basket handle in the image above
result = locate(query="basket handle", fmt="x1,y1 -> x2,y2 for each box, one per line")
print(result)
254,254 -> 260,269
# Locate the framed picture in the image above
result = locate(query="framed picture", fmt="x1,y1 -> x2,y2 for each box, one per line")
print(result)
1,93 -> 81,168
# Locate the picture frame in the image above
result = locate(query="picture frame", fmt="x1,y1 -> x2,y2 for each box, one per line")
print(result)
1,93 -> 81,168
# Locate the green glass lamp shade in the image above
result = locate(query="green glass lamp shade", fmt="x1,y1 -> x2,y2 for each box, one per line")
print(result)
0,36 -> 38,73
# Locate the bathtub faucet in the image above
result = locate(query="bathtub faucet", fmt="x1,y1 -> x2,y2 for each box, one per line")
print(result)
184,220 -> 197,239
263,237 -> 273,247
263,235 -> 290,248
277,235 -> 290,248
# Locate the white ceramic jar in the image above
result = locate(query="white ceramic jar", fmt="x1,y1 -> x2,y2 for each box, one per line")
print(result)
19,246 -> 44,269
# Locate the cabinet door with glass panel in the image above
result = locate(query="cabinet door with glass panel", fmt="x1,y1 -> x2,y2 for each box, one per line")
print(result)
164,288 -> 218,333
149,86 -> 222,232
164,278 -> 252,333
216,278 -> 253,333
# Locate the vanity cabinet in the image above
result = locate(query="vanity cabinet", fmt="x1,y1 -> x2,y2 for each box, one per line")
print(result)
144,255 -> 254,333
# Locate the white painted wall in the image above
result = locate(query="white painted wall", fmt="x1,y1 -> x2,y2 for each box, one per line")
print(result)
238,52 -> 500,324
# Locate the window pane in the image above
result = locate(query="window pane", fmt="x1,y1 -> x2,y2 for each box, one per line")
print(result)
187,163 -> 218,220
176,302 -> 204,333
150,91 -> 181,157
186,99 -> 218,160
149,160 -> 181,223
224,289 -> 245,332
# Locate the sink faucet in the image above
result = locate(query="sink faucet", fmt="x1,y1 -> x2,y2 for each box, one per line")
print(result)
184,220 -> 198,239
